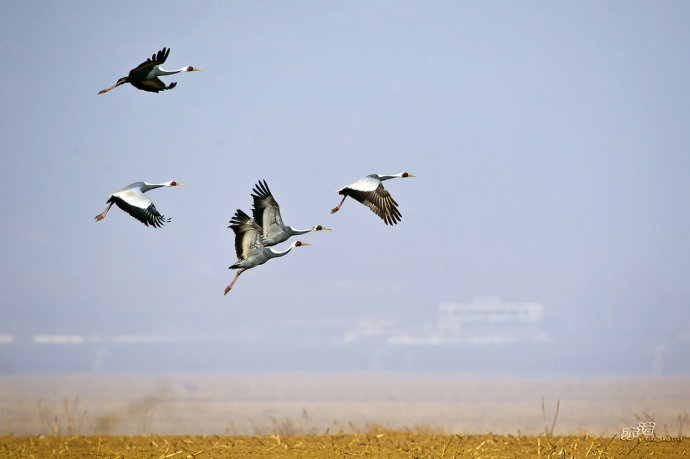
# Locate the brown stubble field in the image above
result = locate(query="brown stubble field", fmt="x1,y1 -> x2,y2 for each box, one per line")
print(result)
1,373 -> 689,457
1,432 -> 687,457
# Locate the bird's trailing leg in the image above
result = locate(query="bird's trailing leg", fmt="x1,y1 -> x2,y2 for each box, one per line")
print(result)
98,80 -> 125,94
224,268 -> 246,295
331,195 -> 347,214
94,202 -> 114,222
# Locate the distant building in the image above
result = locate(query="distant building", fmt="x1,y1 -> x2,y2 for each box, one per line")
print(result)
437,297 -> 543,327
343,319 -> 399,344
377,297 -> 548,346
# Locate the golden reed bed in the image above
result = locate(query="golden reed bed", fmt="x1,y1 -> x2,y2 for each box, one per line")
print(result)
1,432 -> 687,458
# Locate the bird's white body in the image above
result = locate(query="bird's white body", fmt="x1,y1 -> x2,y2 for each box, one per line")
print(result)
95,180 -> 183,228
110,183 -> 154,209
331,172 -> 415,225
336,175 -> 382,194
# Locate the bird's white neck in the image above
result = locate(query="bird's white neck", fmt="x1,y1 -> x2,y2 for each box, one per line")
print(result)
154,66 -> 189,76
288,226 -> 314,236
141,182 -> 167,192
266,243 -> 297,259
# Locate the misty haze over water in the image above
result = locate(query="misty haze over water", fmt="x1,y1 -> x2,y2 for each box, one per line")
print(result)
1,297 -> 686,375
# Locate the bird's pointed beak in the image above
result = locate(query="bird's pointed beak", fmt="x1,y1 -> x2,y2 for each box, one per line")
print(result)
192,68 -> 203,71
176,183 -> 185,186
408,174 -> 417,177
320,226 -> 332,231
300,242 -> 311,246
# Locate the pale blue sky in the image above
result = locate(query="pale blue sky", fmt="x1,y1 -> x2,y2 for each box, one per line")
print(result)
1,1 -> 688,374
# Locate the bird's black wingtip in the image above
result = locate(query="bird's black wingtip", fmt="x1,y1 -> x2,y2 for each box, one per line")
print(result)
229,208 -> 252,226
251,179 -> 271,199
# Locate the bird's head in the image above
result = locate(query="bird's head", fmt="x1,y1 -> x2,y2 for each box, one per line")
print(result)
313,225 -> 332,231
399,172 -> 416,178
166,181 -> 185,187
293,241 -> 311,248
186,66 -> 203,72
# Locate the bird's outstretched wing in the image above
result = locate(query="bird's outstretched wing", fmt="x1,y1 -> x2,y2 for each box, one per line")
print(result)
251,180 -> 286,241
130,78 -> 177,93
109,196 -> 170,228
128,47 -> 171,82
152,47 -> 171,64
229,209 -> 264,260
134,47 -> 171,69
344,183 -> 402,225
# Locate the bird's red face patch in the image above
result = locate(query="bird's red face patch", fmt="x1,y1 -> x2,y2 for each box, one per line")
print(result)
171,181 -> 177,186
295,241 -> 302,246
187,66 -> 194,71
402,172 -> 409,177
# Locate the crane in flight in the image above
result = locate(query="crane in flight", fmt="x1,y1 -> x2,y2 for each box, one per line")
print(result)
251,179 -> 331,246
225,209 -> 310,295
94,181 -> 184,228
331,172 -> 416,225
98,47 -> 201,94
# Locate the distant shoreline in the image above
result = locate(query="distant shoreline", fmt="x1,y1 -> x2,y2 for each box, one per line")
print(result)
2,373 -> 688,436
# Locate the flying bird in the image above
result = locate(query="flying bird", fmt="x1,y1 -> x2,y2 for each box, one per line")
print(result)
331,172 -> 416,225
98,47 -> 201,94
94,181 -> 184,228
251,179 -> 331,246
225,209 -> 310,295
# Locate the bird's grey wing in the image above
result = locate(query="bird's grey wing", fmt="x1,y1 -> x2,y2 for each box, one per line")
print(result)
109,195 -> 170,228
229,209 -> 265,260
245,225 -> 265,258
251,180 -> 286,240
347,184 -> 402,225
130,78 -> 176,93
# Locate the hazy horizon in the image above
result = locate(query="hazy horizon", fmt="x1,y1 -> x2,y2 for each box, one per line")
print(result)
1,2 -> 689,377
3,372 -> 689,436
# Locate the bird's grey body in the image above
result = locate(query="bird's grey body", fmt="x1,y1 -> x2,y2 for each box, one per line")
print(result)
250,179 -> 330,246
225,209 -> 309,294
229,210 -> 287,269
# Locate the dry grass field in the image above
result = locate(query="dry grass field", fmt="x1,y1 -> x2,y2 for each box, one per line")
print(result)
1,373 -> 688,457
1,432 -> 687,458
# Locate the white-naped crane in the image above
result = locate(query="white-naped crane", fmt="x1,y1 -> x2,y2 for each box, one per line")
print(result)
225,209 -> 310,295
94,181 -> 184,228
98,47 -> 201,94
331,172 -> 416,225
251,179 -> 331,246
